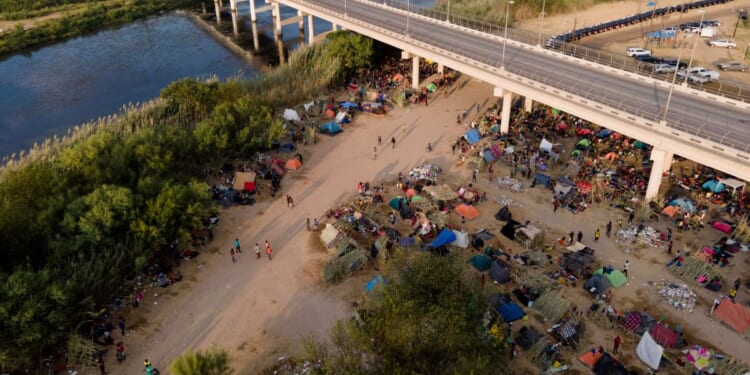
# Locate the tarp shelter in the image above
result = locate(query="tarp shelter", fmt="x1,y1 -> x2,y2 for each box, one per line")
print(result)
712,298 -> 750,333
687,346 -> 710,370
465,128 -> 481,144
712,221 -> 733,233
335,111 -> 348,124
324,108 -> 336,118
702,179 -> 725,193
282,108 -> 301,121
455,204 -> 480,220
636,331 -> 664,370
469,254 -> 492,271
721,178 -> 745,193
518,225 -> 542,241
285,158 -> 302,170
501,220 -> 522,240
411,195 -> 426,203
622,311 -> 656,335
429,228 -> 457,248
483,149 -> 496,162
451,230 -> 469,248
578,351 -> 602,368
577,139 -> 592,148
593,268 -> 628,288
593,353 -> 628,375
489,261 -> 511,283
497,301 -> 525,322
598,129 -> 613,138
584,274 -> 611,294
320,224 -> 341,249
426,82 -> 437,92
405,188 -> 417,198
339,101 -> 359,109
604,151 -> 618,161
365,275 -> 385,292
540,138 -> 554,152
423,184 -> 457,201
560,249 -> 595,276
534,173 -> 552,187
567,242 -> 587,252
554,183 -> 573,197
321,121 -> 342,135
388,196 -> 407,209
634,141 -> 648,149
661,205 -> 680,217
233,171 -> 257,192
516,327 -> 544,350
649,323 -> 681,348
668,197 -> 696,213
495,206 -> 512,221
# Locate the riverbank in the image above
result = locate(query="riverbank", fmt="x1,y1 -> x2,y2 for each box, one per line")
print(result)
180,10 -> 263,68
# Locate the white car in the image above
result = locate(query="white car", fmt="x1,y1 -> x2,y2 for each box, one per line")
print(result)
626,47 -> 652,57
708,39 -> 737,48
676,67 -> 709,80
653,64 -> 677,74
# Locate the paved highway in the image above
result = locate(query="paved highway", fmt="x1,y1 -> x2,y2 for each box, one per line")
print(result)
298,0 -> 750,153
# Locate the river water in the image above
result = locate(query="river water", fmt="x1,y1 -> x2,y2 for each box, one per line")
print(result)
0,14 -> 262,158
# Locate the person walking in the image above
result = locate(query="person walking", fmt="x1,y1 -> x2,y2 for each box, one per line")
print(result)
594,229 -> 600,242
667,240 -> 673,254
628,211 -> 635,225
255,243 -> 261,259
623,260 -> 630,277
488,164 -> 493,181
613,335 -> 621,354
286,194 -> 294,208
378,136 -> 382,145
391,137 -> 396,149
234,238 -> 241,253
568,231 -> 575,245
472,169 -> 477,182
373,146 -> 377,160
306,218 -> 311,231
553,199 -> 559,213
606,221 -> 612,237
577,231 -> 583,243
312,218 -> 319,231
118,316 -> 126,336
230,248 -> 236,263
266,244 -> 273,260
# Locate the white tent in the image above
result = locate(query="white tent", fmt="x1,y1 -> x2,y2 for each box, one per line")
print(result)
303,101 -> 315,112
335,111 -> 347,123
636,331 -> 664,370
517,225 -> 542,241
540,138 -> 554,153
566,242 -> 587,252
451,230 -> 470,248
320,224 -> 341,249
721,178 -> 745,194
283,108 -> 301,122
504,145 -> 515,154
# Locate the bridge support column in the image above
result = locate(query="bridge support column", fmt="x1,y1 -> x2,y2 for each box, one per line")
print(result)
662,151 -> 673,173
412,56 -> 420,89
524,96 -> 533,112
307,14 -> 315,44
494,87 -> 513,134
645,148 -> 669,201
298,10 -> 305,37
437,63 -> 444,74
249,0 -> 257,22
272,1 -> 282,42
251,22 -> 260,51
230,0 -> 239,36
214,0 -> 221,24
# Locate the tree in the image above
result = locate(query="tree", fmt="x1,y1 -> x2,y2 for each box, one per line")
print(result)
309,252 -> 505,374
325,31 -> 374,71
170,347 -> 233,375
160,78 -> 220,122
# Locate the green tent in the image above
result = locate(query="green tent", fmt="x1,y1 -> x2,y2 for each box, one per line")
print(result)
633,141 -> 648,150
577,139 -> 592,147
469,254 -> 492,271
411,195 -> 426,202
593,268 -> 628,288
551,108 -> 561,115
571,150 -> 581,156
426,83 -> 437,92
389,196 -> 406,209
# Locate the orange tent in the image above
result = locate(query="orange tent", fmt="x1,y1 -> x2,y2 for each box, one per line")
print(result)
405,188 -> 417,198
713,299 -> 750,333
578,351 -> 602,368
604,152 -> 618,161
454,204 -> 480,220
285,158 -> 302,170
661,206 -> 680,217
324,108 -> 336,118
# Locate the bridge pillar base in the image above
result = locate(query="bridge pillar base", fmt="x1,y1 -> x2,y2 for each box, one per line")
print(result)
645,148 -> 668,201
230,0 -> 239,36
412,56 -> 420,89
272,1 -> 282,42
307,14 -> 315,45
524,96 -> 533,112
494,87 -> 513,134
214,0 -> 221,24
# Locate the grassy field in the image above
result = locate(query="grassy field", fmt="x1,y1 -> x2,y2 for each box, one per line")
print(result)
434,0 -> 615,25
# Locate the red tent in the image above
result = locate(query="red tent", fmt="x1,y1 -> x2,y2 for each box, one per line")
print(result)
713,299 -> 750,333
649,323 -> 679,348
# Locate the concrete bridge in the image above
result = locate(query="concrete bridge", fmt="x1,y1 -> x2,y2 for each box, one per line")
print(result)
216,0 -> 750,198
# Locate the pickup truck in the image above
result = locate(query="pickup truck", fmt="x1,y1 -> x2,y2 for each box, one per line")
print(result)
716,61 -> 748,71
688,70 -> 720,84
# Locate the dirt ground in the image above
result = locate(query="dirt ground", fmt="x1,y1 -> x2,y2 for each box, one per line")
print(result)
515,0 -> 750,84
96,70 -> 750,375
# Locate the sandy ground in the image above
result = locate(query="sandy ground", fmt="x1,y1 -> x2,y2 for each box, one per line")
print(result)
96,72 -> 750,375
515,0 -> 750,84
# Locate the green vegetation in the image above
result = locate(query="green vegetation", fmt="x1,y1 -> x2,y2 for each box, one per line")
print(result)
434,0 -> 614,24
0,31 -> 371,371
170,347 -> 234,375
0,0 -> 198,57
301,252 -> 507,374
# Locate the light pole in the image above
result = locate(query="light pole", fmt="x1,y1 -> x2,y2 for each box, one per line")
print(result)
683,10 -> 706,86
446,0 -> 450,22
502,0 -> 515,69
345,0 -> 347,16
663,34 -> 687,121
537,0 -> 546,46
406,0 -> 410,36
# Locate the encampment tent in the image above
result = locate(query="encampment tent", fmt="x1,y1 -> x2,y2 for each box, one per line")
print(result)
285,158 -> 302,170
594,268 -> 628,288
650,323 -> 682,348
465,128 -> 481,144
501,220 -> 522,240
517,225 -> 542,241
426,82 -> 437,92
702,179 -> 724,193
489,261 -> 511,283
451,230 -> 469,248
455,204 -> 480,220
495,206 -> 512,221
233,171 -> 257,192
365,275 -> 385,292
429,228 -> 457,248
469,254 -> 492,271
636,331 -> 664,370
497,301 -> 525,322
712,298 -> 750,333
282,108 -> 301,121
534,173 -> 552,188
593,352 -> 628,375
584,274 -> 611,294
516,327 -> 544,349
578,351 -> 602,368
321,121 -> 342,135
540,138 -> 554,153
388,196 -> 407,209
320,224 -> 341,249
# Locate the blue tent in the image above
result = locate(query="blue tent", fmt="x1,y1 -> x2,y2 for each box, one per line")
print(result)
534,173 -> 552,187
429,228 -> 457,247
483,149 -> 496,162
339,101 -> 360,109
497,301 -> 525,322
321,121 -> 342,134
388,196 -> 406,209
469,254 -> 492,271
702,179 -> 725,193
465,129 -> 481,144
598,129 -> 613,138
365,275 -> 385,292
668,197 -> 696,213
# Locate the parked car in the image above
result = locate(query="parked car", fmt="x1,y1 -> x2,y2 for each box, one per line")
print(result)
635,55 -> 662,64
626,47 -> 652,57
716,61 -> 748,71
676,66 -> 710,80
661,58 -> 687,69
662,26 -> 678,32
704,20 -> 722,26
708,39 -> 737,48
680,22 -> 699,31
688,70 -> 720,84
653,63 -> 678,73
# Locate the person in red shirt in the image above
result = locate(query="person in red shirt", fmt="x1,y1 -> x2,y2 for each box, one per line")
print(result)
613,335 -> 621,354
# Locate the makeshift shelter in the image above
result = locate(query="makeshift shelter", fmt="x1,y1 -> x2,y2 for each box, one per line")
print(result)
464,128 -> 481,144
282,108 -> 301,121
501,219 -> 522,240
454,204 -> 480,220
517,225 -> 542,242
516,327 -> 544,350
339,101 -> 359,109
405,188 -> 417,198
335,111 -> 348,124
593,352 -> 628,375
429,228 -> 457,248
576,139 -> 592,149
451,230 -> 469,248
636,331 -> 664,371
702,179 -> 725,193
598,129 -> 613,138
469,254 -> 492,271
584,274 -> 611,294
649,323 -> 682,348
622,311 -> 656,335
566,242 -> 587,252
661,205 -> 680,218
320,224 -> 342,249
686,346 -> 710,370
604,151 -> 618,161
423,184 -> 457,201
425,82 -> 437,92
534,173 -> 552,188
721,178 -> 745,194
388,196 -> 407,209
593,268 -> 628,288
668,197 -> 696,213
497,301 -> 525,322
554,320 -> 583,345
411,195 -> 426,203
554,183 -> 573,197
712,298 -> 750,333
495,206 -> 512,221
284,158 -> 302,170
365,275 -> 385,292
489,260 -> 511,283
540,138 -> 554,153
712,221 -> 733,233
233,171 -> 257,193
578,351 -> 602,368
560,248 -> 595,276
320,121 -> 342,135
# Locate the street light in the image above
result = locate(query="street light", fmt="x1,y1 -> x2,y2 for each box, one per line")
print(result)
537,0 -> 547,46
406,0 -> 410,36
683,10 -> 706,86
446,0 -> 451,23
502,0 -> 515,69
663,34 -> 687,121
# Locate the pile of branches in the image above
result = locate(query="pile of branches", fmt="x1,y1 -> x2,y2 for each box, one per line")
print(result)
669,256 -> 724,291
532,291 -> 571,322
511,266 -> 555,291
707,357 -> 750,375
322,248 -> 368,285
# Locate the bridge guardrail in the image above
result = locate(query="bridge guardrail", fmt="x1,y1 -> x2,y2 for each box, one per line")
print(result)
374,0 -> 750,104
288,0 -> 750,156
